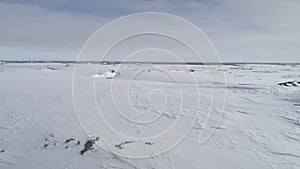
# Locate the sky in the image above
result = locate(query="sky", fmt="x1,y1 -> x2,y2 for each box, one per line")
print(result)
0,0 -> 299,62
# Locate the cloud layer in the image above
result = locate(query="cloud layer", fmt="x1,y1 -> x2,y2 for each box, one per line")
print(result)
0,0 -> 299,62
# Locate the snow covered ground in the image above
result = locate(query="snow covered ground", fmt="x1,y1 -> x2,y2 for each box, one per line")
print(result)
0,63 -> 299,169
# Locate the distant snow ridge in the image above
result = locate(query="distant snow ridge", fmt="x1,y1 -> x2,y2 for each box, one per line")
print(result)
37,64 -> 70,71
95,69 -> 118,79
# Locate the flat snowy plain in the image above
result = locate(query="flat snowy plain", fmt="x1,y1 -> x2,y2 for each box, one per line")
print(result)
0,63 -> 299,169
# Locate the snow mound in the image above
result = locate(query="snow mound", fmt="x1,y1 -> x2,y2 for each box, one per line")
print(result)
95,69 -> 118,79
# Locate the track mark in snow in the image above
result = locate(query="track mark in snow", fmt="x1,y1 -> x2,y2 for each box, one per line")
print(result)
279,131 -> 299,141
270,152 -> 300,158
281,116 -> 300,127
211,126 -> 226,130
102,154 -> 140,169
0,160 -> 15,166
236,110 -> 249,115
100,165 -> 124,169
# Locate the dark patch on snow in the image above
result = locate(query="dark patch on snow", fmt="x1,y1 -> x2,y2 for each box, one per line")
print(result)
45,65 -> 57,70
188,69 -> 195,72
230,66 -> 253,70
278,81 -> 299,87
65,138 -> 74,144
42,133 -> 56,149
252,70 -> 277,73
115,141 -> 134,149
65,138 -> 80,149
65,139 -> 80,149
80,137 -> 100,155
145,142 -> 155,145
42,133 -> 81,150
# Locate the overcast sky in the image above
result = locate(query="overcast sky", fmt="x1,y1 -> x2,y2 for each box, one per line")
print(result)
0,0 -> 299,62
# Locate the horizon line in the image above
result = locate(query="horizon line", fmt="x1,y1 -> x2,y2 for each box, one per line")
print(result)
0,60 -> 299,65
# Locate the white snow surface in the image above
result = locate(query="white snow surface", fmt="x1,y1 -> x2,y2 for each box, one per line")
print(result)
0,63 -> 300,169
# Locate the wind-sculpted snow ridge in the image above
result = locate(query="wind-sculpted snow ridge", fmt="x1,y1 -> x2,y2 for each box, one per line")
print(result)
0,63 -> 299,169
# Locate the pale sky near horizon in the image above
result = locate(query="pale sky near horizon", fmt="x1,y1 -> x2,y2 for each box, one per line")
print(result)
0,0 -> 299,62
